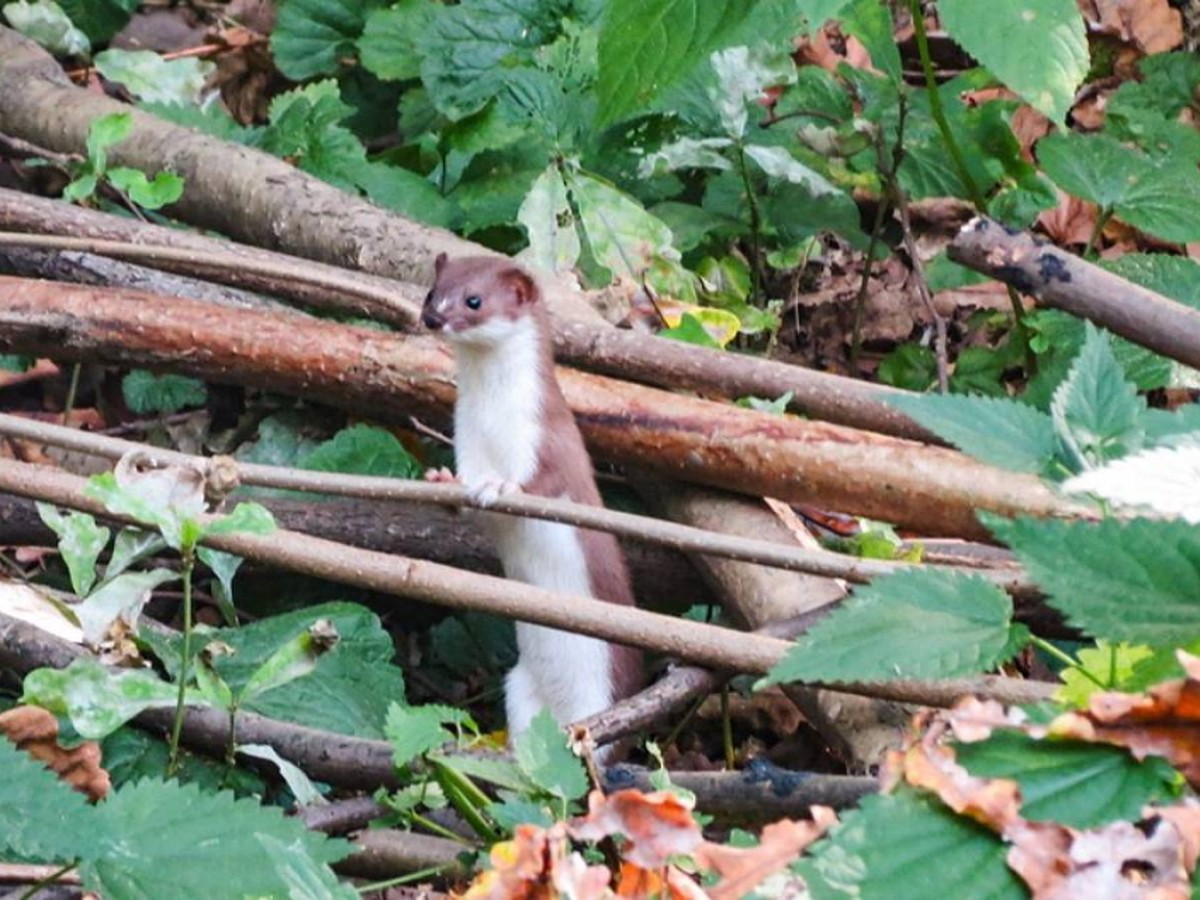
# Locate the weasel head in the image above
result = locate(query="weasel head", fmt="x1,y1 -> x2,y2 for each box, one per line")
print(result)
423,254 -> 540,349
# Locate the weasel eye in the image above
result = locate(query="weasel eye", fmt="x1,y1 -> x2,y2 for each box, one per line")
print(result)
464,295 -> 483,311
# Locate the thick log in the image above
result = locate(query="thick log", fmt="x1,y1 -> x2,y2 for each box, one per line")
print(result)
0,277 -> 1081,538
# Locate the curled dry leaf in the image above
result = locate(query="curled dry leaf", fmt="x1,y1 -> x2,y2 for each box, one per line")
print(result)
1079,0 -> 1184,53
1007,808 -> 1199,899
1048,650 -> 1200,788
943,696 -> 1029,743
694,811 -> 836,900
459,822 -> 611,900
901,741 -> 1022,833
615,862 -> 708,900
570,789 -> 703,870
115,449 -> 207,518
0,705 -> 110,801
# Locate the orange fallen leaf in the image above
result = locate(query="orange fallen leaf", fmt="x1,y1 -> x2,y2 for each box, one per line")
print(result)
570,789 -> 703,870
1081,0 -> 1184,53
694,812 -> 835,900
0,705 -> 109,801
902,740 -> 1022,833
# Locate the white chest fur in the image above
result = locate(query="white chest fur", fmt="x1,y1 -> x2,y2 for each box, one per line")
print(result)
452,317 -> 542,489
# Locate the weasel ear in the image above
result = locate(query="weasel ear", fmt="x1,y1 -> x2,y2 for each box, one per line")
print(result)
503,267 -> 538,305
434,252 -> 448,275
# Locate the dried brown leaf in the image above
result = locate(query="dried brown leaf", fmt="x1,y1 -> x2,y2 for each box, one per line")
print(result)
0,705 -> 110,801
570,790 -> 703,870
694,811 -> 835,900
1081,0 -> 1184,52
902,741 -> 1022,832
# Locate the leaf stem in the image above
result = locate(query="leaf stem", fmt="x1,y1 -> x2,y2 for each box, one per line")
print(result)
167,549 -> 195,777
1028,635 -> 1107,690
735,145 -> 764,306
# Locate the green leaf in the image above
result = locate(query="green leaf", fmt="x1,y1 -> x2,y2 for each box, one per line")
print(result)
797,789 -> 1025,900
660,312 -> 722,348
567,168 -> 679,283
955,732 -> 1180,829
877,344 -> 937,392
1056,641 -> 1156,706
300,423 -> 423,479
271,0 -> 372,80
488,798 -> 555,831
762,570 -> 1028,685
237,744 -> 327,807
939,0 -> 1085,124
22,657 -> 194,740
101,726 -> 265,794
1038,132 -> 1200,243
83,780 -> 350,897
1103,253 -> 1200,311
240,619 -> 340,703
62,172 -> 98,203
514,709 -> 588,803
596,0 -> 756,125
55,0 -> 134,43
2,0 -> 90,55
93,49 -> 213,105
355,161 -> 459,230
518,165 -> 581,275
885,393 -> 1057,475
1050,324 -> 1145,471
204,502 -> 276,537
948,347 -> 1009,397
708,44 -> 796,139
121,370 -> 206,415
74,568 -> 177,645
105,528 -> 165,580
36,503 -> 109,596
385,703 -> 471,767
358,0 -> 436,80
259,81 -> 370,193
105,168 -> 185,211
85,471 -> 197,551
839,0 -> 901,85
744,144 -> 838,197
0,731 -> 94,863
988,516 -> 1200,645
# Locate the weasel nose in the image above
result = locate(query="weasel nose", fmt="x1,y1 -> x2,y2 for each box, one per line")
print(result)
422,308 -> 446,330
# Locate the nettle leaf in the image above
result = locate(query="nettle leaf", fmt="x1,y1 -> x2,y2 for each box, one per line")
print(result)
878,344 -> 937,392
596,0 -> 757,125
22,657 -> 193,740
105,167 -> 184,210
240,619 -> 340,703
885,393 -> 1057,475
518,165 -> 582,275
385,703 -> 472,767
1049,324 -> 1145,472
1026,308 -> 1171,399
36,504 -> 108,596
763,570 -> 1028,685
1063,445 -> 1200,524
567,168 -> 679,282
797,789 -> 1024,900
1104,253 -> 1200,311
358,0 -> 436,81
93,49 -> 213,105
988,516 -> 1200,645
514,709 -> 588,803
300,423 -> 423,479
939,0 -> 1085,124
956,732 -> 1179,829
121,370 -> 206,415
1039,132 -> 1200,243
3,0 -> 91,56
356,161 -> 459,229
84,780 -> 350,898
260,81 -> 369,193
1145,405 -> 1200,447
271,0 -> 372,80
0,733 -> 94,863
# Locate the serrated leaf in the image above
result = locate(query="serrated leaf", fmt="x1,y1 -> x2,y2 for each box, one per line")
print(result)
93,49 -> 213,105
106,167 -> 185,211
596,0 -> 757,125
259,81 -> 369,193
1063,445 -> 1200,523
0,731 -> 94,862
2,0 -> 90,55
299,423 -> 422,479
83,779 -> 349,897
988,516 -> 1200,645
488,798 -> 555,830
514,709 -> 587,803
271,0 -> 370,80
358,0 -> 436,81
939,0 -> 1085,124
762,570 -> 1028,685
797,789 -> 1025,900
518,165 -> 581,275
955,732 -> 1179,829
22,657 -> 194,740
1039,132 -> 1200,243
1050,324 -> 1145,471
36,504 -> 108,596
121,370 -> 206,416
885,393 -> 1057,475
385,703 -> 465,767
878,344 -> 937,392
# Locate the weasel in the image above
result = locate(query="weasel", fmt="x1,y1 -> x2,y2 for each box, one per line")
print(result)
422,254 -> 643,744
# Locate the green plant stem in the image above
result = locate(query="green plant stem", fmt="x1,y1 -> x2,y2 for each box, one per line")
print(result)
356,864 -> 456,894
18,863 -> 78,900
167,550 -> 195,777
720,685 -> 735,770
410,813 -> 474,845
735,145 -> 764,306
1083,209 -> 1113,259
848,198 -> 890,373
1029,635 -> 1107,690
62,363 -> 82,422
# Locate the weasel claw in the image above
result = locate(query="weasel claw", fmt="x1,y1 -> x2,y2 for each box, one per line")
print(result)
468,479 -> 520,507
424,466 -> 459,484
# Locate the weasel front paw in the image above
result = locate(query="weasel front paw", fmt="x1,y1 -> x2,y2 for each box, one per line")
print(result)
468,478 -> 521,507
423,466 -> 459,484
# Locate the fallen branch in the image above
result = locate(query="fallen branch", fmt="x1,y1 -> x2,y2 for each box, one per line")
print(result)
0,456 -> 1056,707
0,279 -> 1082,539
949,216 -> 1200,368
0,412 -> 1036,596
